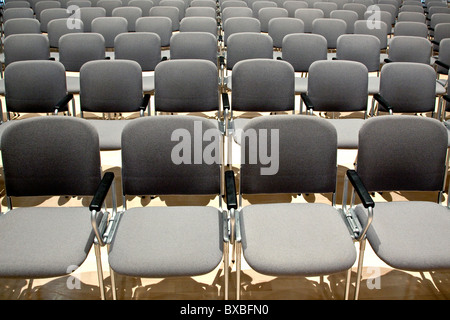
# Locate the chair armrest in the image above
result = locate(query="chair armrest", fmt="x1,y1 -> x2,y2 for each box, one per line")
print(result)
373,93 -> 393,113
219,55 -> 225,69
300,93 -> 314,112
222,92 -> 230,112
90,172 -> 115,212
54,93 -> 74,115
435,60 -> 450,71
443,94 -> 450,103
431,40 -> 440,46
141,93 -> 151,109
346,170 -> 374,209
225,170 -> 237,210
384,58 -> 393,63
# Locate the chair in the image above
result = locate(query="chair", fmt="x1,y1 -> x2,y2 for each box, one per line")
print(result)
268,17 -> 304,49
313,1 -> 338,18
329,0 -> 350,10
149,5 -> 181,31
2,8 -> 34,23
252,0 -> 276,19
135,16 -> 173,48
354,19 -> 388,52
105,115 -> 230,300
159,0 -> 186,21
3,18 -> 41,38
179,16 -> 217,36
399,4 -> 424,13
185,6 -> 216,18
301,60 -> 369,149
97,0 -> 122,16
364,8 -> 393,34
294,8 -> 324,33
282,0 -> 308,17
257,7 -> 288,32
78,7 -> 107,32
232,114 -> 358,300
39,8 -> 71,33
79,60 -> 150,150
35,0 -> 61,21
114,32 -> 162,94
112,6 -> 143,31
397,11 -> 426,23
91,16 -> 128,49
66,0 -> 92,7
191,0 -> 216,8
3,0 -> 31,9
312,18 -> 347,50
128,0 -> 154,16
431,22 -> 450,52
342,2 -> 366,19
47,18 -> 84,49
344,115 -> 450,300
385,35 -> 432,65
393,21 -> 428,38
222,16 -> 260,47
330,9 -> 358,33
169,32 -> 218,64
221,0 -> 248,9
221,7 -> 253,26
428,12 -> 450,37
0,116 -> 115,300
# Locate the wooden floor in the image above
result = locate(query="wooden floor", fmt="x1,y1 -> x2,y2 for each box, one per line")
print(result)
0,96 -> 449,301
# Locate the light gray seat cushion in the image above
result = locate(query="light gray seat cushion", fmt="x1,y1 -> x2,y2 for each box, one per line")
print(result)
87,119 -> 134,150
108,206 -> 224,277
142,74 -> 155,92
355,201 -> 450,271
325,118 -> 365,149
0,207 -> 98,278
66,75 -> 80,94
294,76 -> 308,94
240,203 -> 357,276
368,77 -> 380,95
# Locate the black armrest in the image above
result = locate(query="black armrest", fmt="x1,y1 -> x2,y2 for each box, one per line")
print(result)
300,93 -> 314,111
443,94 -> 450,103
225,170 -> 237,210
54,93 -> 73,113
89,172 -> 115,212
384,58 -> 393,63
435,60 -> 450,71
161,56 -> 168,61
429,27 -> 434,32
104,56 -> 111,60
219,55 -> 225,68
373,93 -> 393,113
48,57 -> 55,61
346,170 -> 374,209
141,93 -> 151,110
222,92 -> 230,111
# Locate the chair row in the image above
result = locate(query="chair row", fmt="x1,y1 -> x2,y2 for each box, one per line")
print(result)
0,112 -> 449,300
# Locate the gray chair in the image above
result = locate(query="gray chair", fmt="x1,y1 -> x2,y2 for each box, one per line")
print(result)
79,60 -> 150,150
222,16 -> 260,48
2,8 -> 34,23
283,0 -> 308,17
232,115 -> 357,300
384,35 -> 432,65
128,0 -> 154,16
149,5 -> 181,31
221,7 -> 253,26
258,7 -> 288,32
66,0 -> 92,7
106,115 -> 230,300
0,116 -> 115,300
294,8 -> 324,33
78,7 -> 107,32
268,17 -> 304,49
135,16 -> 173,48
179,16 -> 218,35
344,115 -> 450,300
47,17 -> 84,48
185,6 -> 217,18
112,6 -> 143,31
252,0 -> 277,18
301,60 -> 369,149
311,18 -> 347,50
428,12 -> 450,37
330,9 -> 358,33
393,21 -> 428,38
191,0 -> 217,8
114,32 -> 162,93
342,2 -> 366,19
3,18 -> 41,38
431,22 -> 450,52
169,31 -> 218,64
159,0 -> 186,21
399,4 -> 424,13
39,8 -> 71,33
3,0 -> 31,9
354,19 -> 388,53
35,0 -> 61,21
91,16 -> 128,48
397,11 -> 426,23
97,0 -> 122,16
363,8 -> 393,35
313,1 -> 338,17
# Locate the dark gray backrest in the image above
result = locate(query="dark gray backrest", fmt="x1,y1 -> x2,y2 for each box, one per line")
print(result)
356,116 -> 448,192
39,8 -> 71,33
4,17 -> 41,37
112,6 -> 143,31
114,32 -> 161,71
169,31 -> 218,64
59,32 -> 106,71
307,60 -> 369,112
387,35 -> 432,64
1,117 -> 101,197
231,58 -> 295,112
47,18 -> 84,47
336,34 -> 380,72
223,17 -> 260,46
3,34 -> 50,67
80,60 -> 143,113
121,116 -> 221,195
240,115 -> 337,194
135,16 -> 172,46
79,7 -> 107,32
226,32 -> 273,70
378,62 -> 436,113
5,60 -> 68,113
281,33 -> 327,72
179,16 -> 217,35
354,19 -> 388,50
154,59 -> 219,112
91,16 -> 128,48
268,17 -> 304,48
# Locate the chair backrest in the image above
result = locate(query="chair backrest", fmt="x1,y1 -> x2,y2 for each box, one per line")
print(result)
374,3 -> 397,24
91,16 -> 128,48
97,0 -> 122,16
313,1 -> 338,17
179,16 -> 217,35
252,1 -> 277,18
221,7 -> 253,25
399,4 -> 424,13
221,0 -> 248,9
427,6 -> 450,19
128,0 -> 154,16
437,38 -> 450,74
294,8 -> 324,33
223,16 -> 260,45
356,116 -> 448,192
112,6 -> 143,31
4,60 -> 68,114
231,58 -> 295,112
191,0 -> 216,8
3,18 -> 41,38
169,31 -> 218,64
378,62 -> 437,113
307,60 -> 368,112
149,5 -> 180,31
47,18 -> 84,47
59,32 -> 106,72
354,19 -> 388,50
240,115 -> 338,194
387,35 -> 432,64
80,60 -> 144,113
121,116 -> 221,196
281,33 -> 327,72
397,11 -> 426,23
429,13 -> 450,30
159,0 -> 186,20
185,6 -> 216,18
268,17 -> 304,48
4,1 -> 31,9
79,7 -> 107,32
3,8 -> 34,22
342,2 -> 366,19
39,8 -> 71,33
336,34 -> 380,72
114,32 -> 161,71
135,16 -> 172,46
283,0 -> 308,17
35,0 -> 62,21
364,9 -> 393,31
433,22 -> 450,50
258,7 -> 288,32
226,32 -> 273,70
330,9 -> 358,33
393,21 -> 428,38
1,117 -> 101,197
154,59 -> 219,113
66,0 -> 92,7
4,34 -> 50,67
312,18 -> 347,49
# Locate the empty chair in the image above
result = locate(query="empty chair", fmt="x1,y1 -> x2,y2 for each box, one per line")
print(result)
313,1 -> 338,18
185,6 -> 216,18
257,7 -> 288,32
345,115 -> 450,300
39,8 -> 71,33
159,0 -> 186,21
294,8 -> 324,33
312,18 -> 347,50
232,115 -> 357,300
3,0 -> 31,8
135,16 -> 173,47
364,8 -> 393,34
106,115 -> 229,300
149,6 -> 181,31
79,60 -> 150,150
78,7 -> 107,32
35,0 -> 61,21
191,0 -> 216,8
354,19 -> 388,51
91,16 -> 128,48
432,22 -> 450,52
330,9 -> 358,33
393,21 -> 428,37
112,6 -> 143,31
3,18 -> 41,38
397,11 -> 426,23
223,16 -> 260,46
97,0 -> 123,16
221,7 -> 253,26
2,8 -> 34,23
47,18 -> 84,49
427,6 -> 450,20
328,0 -> 350,10
268,17 -> 304,48
252,0 -> 277,18
385,36 -> 432,64
342,2 -> 366,19
301,60 -> 369,149
399,4 -> 424,13
429,13 -> 450,36
170,32 -> 218,64
66,0 -> 92,7
283,0 -> 308,17
0,116 -> 114,300
375,3 -> 398,25
59,33 -> 106,96
128,0 -> 154,16
179,16 -> 217,35
3,33 -> 50,70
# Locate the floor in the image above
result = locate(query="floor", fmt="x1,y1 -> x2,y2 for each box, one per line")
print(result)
0,95 -> 449,301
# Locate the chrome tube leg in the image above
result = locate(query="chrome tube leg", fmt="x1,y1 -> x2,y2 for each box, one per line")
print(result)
354,238 -> 367,300
344,267 -> 352,300
94,243 -> 105,300
110,266 -> 117,300
224,241 -> 229,300
236,241 -> 241,300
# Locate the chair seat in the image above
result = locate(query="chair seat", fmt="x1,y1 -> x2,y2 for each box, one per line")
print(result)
143,74 -> 155,92
0,207 -> 98,278
66,75 -> 80,94
108,206 -> 224,277
325,118 -> 365,149
231,118 -> 250,145
295,76 -> 308,93
0,79 -> 4,95
87,119 -> 135,150
368,76 -> 380,95
355,201 -> 450,271
436,81 -> 446,95
240,203 -> 357,276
